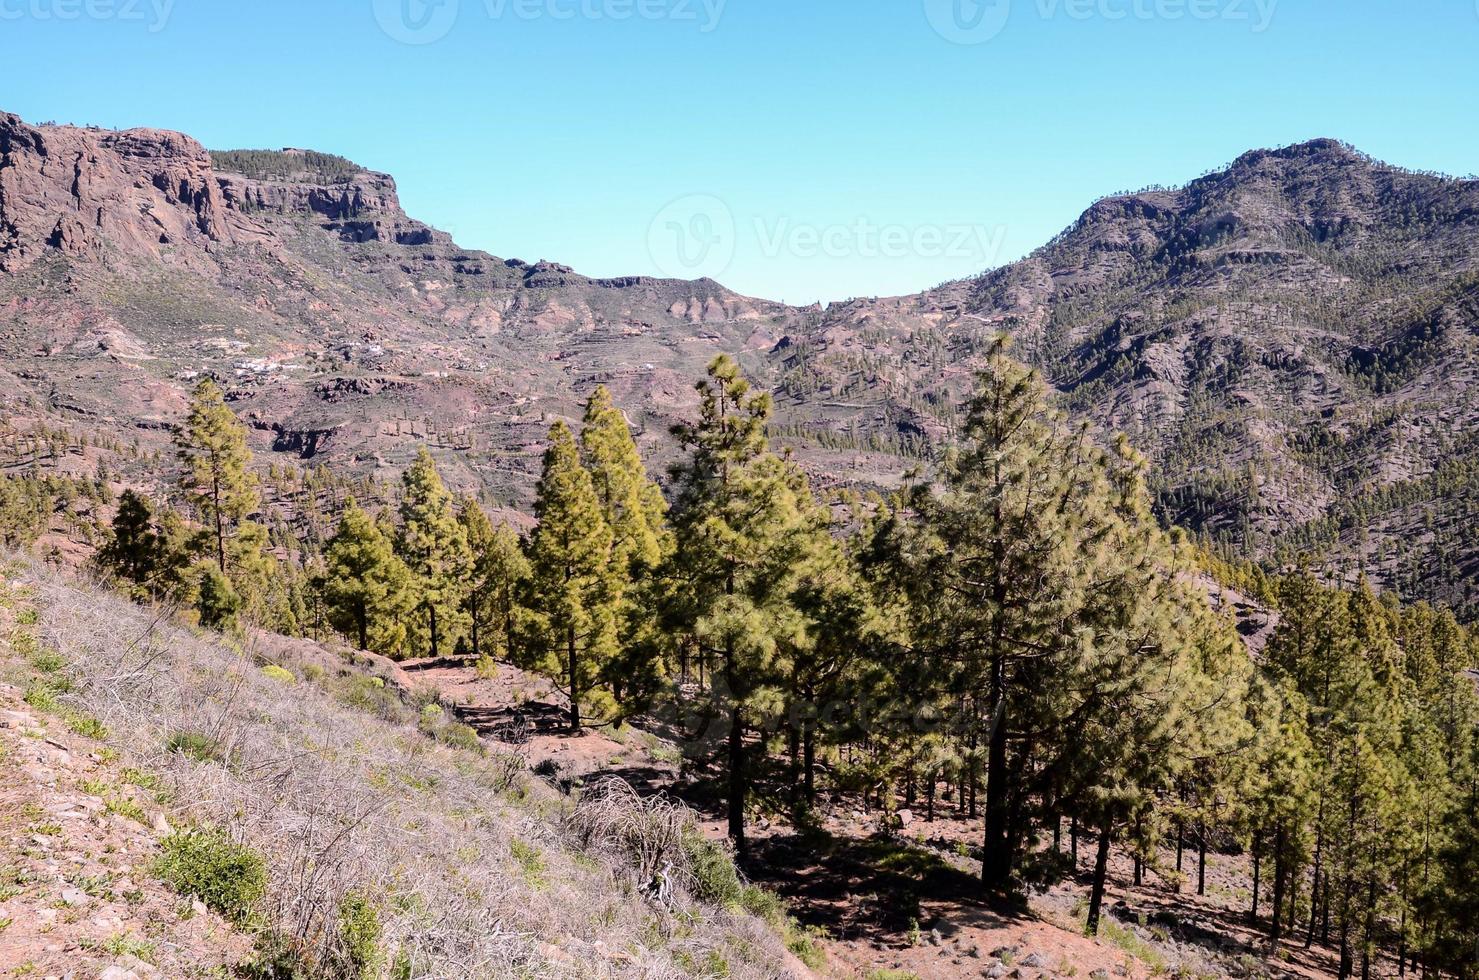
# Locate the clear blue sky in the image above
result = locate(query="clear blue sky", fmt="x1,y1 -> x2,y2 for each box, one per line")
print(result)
3,0 -> 1476,304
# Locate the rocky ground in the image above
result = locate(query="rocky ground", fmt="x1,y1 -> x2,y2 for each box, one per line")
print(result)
0,690 -> 252,979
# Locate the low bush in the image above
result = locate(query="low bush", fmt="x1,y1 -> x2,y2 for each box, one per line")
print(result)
165,730 -> 223,763
337,893 -> 384,980
153,826 -> 266,926
260,664 -> 295,684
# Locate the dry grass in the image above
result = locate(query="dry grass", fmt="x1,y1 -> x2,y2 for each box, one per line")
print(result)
14,560 -> 800,979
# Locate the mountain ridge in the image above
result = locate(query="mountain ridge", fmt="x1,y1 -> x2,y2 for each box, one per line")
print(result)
2,109 -> 1476,613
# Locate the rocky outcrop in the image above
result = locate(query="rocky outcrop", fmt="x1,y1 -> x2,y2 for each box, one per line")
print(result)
0,114 -> 231,271
215,169 -> 400,220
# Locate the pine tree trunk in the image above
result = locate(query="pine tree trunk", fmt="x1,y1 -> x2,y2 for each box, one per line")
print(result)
429,604 -> 440,660
1251,833 -> 1262,926
1307,855 -> 1323,948
1271,826 -> 1287,945
803,721 -> 817,805
728,698 -> 746,856
357,606 -> 368,652
212,472 -> 226,573
1086,822 -> 1114,937
1288,863 -> 1300,933
1071,816 -> 1079,869
981,659 -> 1011,891
1132,810 -> 1144,886
1197,824 -> 1208,896
1309,796 -> 1327,947
567,623 -> 581,732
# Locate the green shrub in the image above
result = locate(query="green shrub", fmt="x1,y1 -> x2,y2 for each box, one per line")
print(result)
153,827 -> 266,927
22,682 -> 61,714
435,721 -> 482,753
105,797 -> 147,823
510,839 -> 546,886
67,713 -> 109,740
337,893 -> 384,979
739,885 -> 785,925
681,830 -> 744,908
260,665 -> 295,684
339,675 -> 407,721
301,663 -> 325,684
26,647 -> 65,674
785,922 -> 827,969
166,731 -> 223,764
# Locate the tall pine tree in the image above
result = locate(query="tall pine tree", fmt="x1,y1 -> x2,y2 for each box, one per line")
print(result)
527,421 -> 618,731
396,447 -> 472,659
176,378 -> 260,573
325,498 -> 415,656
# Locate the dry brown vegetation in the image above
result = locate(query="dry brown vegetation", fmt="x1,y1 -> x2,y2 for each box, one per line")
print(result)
0,557 -> 807,979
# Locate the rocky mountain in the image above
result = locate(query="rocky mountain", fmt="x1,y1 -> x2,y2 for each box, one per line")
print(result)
2,111 -> 1476,614
768,140 -> 1479,615
0,111 -> 805,502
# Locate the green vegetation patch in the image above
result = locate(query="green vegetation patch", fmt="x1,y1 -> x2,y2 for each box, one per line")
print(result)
153,826 -> 267,927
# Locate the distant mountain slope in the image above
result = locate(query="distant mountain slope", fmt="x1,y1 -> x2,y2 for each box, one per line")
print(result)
0,112 -> 805,501
2,112 -> 1476,614
769,140 -> 1479,615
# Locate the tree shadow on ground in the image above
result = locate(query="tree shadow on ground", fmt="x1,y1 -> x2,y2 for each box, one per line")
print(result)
454,699 -> 569,742
746,829 -> 1027,947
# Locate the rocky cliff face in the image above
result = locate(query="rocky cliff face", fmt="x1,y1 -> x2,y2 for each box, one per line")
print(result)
0,110 -> 801,523
0,114 -> 233,272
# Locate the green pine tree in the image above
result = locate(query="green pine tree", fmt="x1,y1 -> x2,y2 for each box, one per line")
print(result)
459,496 -> 530,663
396,447 -> 472,659
325,498 -> 415,656
667,355 -> 825,854
580,386 -> 671,711
527,421 -> 617,731
176,378 -> 260,573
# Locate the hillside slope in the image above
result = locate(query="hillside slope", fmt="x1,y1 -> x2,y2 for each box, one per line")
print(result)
0,558 -> 808,978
